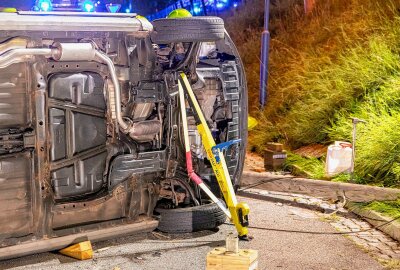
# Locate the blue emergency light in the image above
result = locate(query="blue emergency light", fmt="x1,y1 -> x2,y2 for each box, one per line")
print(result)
38,0 -> 52,11
106,3 -> 121,13
82,0 -> 94,12
193,6 -> 201,14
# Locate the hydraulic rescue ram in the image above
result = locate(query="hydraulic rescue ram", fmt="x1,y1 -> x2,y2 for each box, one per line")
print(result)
178,73 -> 250,239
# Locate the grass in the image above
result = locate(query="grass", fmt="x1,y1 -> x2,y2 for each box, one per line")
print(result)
319,213 -> 340,223
224,0 -> 400,187
382,259 -> 400,270
283,152 -> 355,182
360,200 -> 400,219
284,153 -> 325,179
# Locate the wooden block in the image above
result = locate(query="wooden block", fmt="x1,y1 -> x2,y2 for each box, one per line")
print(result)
264,159 -> 286,171
206,247 -> 258,270
264,149 -> 287,160
266,142 -> 284,152
226,233 -> 239,253
264,149 -> 287,171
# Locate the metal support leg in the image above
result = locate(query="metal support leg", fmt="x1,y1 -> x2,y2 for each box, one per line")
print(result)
178,77 -> 231,219
178,73 -> 249,237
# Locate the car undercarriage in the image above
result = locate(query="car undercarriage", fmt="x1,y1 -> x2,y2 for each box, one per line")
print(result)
0,11 -> 247,259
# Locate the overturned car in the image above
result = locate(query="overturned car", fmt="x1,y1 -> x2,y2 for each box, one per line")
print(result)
0,10 -> 247,259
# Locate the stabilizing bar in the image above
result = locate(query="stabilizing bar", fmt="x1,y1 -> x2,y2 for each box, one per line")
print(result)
178,79 -> 231,219
178,73 -> 249,238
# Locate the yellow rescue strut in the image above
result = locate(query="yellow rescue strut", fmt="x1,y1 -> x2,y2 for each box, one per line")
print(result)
178,73 -> 250,238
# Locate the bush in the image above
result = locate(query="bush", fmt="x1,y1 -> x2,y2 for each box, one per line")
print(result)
284,38 -> 400,147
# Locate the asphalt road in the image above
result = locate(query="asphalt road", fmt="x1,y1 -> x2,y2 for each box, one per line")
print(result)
0,196 -> 384,270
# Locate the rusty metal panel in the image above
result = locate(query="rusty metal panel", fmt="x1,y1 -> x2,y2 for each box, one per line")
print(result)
51,152 -> 107,199
52,186 -> 127,229
0,63 -> 29,129
0,152 -> 33,238
48,73 -> 108,199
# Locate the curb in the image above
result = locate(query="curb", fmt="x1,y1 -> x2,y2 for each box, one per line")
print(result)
241,171 -> 400,202
347,202 -> 400,242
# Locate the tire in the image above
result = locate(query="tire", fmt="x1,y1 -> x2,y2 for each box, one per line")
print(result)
226,32 -> 248,191
155,201 -> 227,233
199,32 -> 248,193
151,17 -> 225,44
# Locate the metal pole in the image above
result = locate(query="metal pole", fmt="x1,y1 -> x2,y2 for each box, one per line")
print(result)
259,0 -> 270,108
351,121 -> 356,175
350,117 -> 366,180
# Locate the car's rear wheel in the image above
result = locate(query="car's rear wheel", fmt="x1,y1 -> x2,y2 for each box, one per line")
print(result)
151,17 -> 225,44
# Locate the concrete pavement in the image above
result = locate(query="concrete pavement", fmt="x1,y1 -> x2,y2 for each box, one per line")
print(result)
0,196 -> 386,270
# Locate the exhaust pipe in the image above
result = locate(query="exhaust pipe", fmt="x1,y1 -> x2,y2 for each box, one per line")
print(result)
52,42 -> 96,62
0,48 -> 54,69
0,41 -> 131,132
93,49 -> 129,131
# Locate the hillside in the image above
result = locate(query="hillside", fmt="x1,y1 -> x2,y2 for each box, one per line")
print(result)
224,0 -> 400,187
